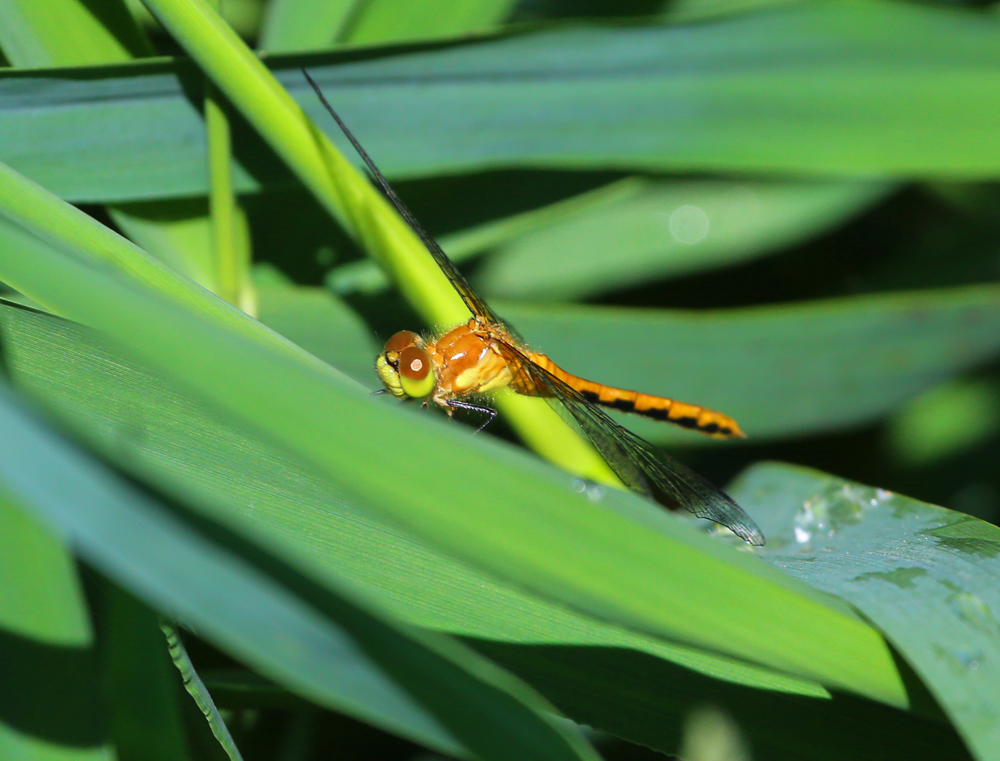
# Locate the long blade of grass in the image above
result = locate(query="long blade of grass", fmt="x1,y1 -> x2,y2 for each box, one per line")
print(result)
7,3 -> 1000,204
0,159 -> 906,705
0,378 -> 598,761
160,620 -> 243,761
732,463 -> 1000,761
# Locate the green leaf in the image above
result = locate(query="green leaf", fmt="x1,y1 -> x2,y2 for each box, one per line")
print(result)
3,296 -> 961,761
730,463 -> 1000,761
0,495 -> 111,761
886,378 -> 1000,467
204,72 -> 254,311
473,178 -> 892,300
8,1 -> 1000,203
329,178 -> 891,300
0,0 -> 150,67
98,582 -> 190,761
255,268 -> 379,386
0,377 -> 598,761
259,0 -> 357,52
159,620 -> 243,761
501,283 -> 1000,443
342,0 -> 517,45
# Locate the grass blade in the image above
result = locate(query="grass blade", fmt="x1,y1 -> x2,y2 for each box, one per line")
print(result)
0,166 -> 906,705
732,463 -> 1000,761
0,496 -> 112,761
0,378 -> 599,761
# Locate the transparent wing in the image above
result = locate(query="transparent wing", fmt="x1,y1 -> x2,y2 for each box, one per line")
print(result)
496,341 -> 765,546
303,70 -> 504,328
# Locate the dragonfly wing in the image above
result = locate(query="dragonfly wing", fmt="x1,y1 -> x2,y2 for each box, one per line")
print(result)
303,72 -> 760,544
303,70 -> 505,328
496,341 -> 765,546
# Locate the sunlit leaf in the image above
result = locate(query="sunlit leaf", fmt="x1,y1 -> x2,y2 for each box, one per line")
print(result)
732,463 -> 1000,761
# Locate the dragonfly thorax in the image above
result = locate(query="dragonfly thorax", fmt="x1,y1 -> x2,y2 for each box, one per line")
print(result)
376,321 -> 515,407
432,320 -> 513,398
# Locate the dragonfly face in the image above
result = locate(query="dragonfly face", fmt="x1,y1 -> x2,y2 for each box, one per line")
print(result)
376,330 -> 436,401
305,70 -> 765,546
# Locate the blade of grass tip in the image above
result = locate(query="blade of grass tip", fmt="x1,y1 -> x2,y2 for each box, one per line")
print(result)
161,620 -> 245,761
138,0 -> 618,486
203,56 -> 254,313
204,0 -> 252,314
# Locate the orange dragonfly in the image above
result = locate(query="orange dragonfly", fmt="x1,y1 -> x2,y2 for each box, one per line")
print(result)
304,71 -> 764,546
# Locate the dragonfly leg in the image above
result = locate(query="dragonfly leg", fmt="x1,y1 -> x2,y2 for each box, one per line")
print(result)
445,399 -> 497,433
371,388 -> 388,396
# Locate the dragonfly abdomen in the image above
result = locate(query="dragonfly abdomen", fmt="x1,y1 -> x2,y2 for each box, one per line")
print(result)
526,352 -> 744,438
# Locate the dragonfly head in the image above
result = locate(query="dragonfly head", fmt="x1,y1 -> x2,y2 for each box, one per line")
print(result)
376,330 -> 437,400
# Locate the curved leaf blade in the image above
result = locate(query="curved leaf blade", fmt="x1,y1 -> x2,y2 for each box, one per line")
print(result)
474,179 -> 893,300
0,203 -> 905,707
731,463 -> 1000,761
5,2 -> 1000,202
0,379 -> 598,761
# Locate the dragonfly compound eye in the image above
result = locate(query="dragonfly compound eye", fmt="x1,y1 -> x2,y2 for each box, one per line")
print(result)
384,330 -> 422,352
398,346 -> 436,399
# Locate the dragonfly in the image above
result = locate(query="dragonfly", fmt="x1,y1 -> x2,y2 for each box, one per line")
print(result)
303,71 -> 764,546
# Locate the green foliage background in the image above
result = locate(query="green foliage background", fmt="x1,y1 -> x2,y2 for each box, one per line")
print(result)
0,0 -> 998,760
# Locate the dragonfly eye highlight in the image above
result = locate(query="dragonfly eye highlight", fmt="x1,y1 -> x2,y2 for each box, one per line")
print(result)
398,346 -> 436,399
